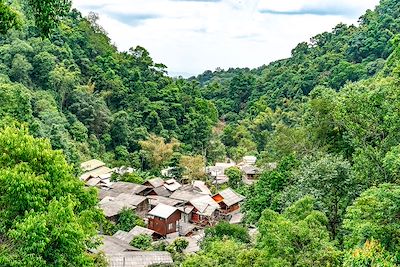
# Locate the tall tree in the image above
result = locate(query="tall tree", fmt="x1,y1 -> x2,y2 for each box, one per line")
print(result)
0,126 -> 101,266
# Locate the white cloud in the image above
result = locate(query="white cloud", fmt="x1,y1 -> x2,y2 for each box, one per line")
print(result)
72,0 -> 380,76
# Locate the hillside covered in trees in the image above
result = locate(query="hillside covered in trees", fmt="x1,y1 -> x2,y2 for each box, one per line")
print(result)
0,0 -> 400,266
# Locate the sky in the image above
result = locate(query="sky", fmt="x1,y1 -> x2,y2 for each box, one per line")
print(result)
73,0 -> 380,77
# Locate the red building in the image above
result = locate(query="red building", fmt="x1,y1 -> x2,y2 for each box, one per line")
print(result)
148,203 -> 181,236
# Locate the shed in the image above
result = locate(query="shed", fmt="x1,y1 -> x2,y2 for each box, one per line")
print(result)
148,203 -> 181,236
243,156 -> 257,165
240,165 -> 260,180
113,193 -> 149,215
213,188 -> 245,214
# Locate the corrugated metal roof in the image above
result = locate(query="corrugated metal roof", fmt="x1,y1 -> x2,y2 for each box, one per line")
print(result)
148,203 -> 178,219
111,182 -> 150,195
145,178 -> 164,188
190,195 -> 219,216
95,235 -> 140,254
99,201 -> 129,218
108,252 -> 173,267
151,186 -> 171,197
163,179 -> 182,192
114,193 -> 147,207
192,180 -> 211,195
80,166 -> 112,181
170,190 -> 204,202
147,195 -> 183,207
230,212 -> 244,224
81,159 -> 106,172
216,188 -> 245,207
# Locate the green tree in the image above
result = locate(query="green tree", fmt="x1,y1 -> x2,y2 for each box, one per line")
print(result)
225,167 -> 243,189
284,154 -> 356,238
343,184 -> 400,260
0,126 -> 100,266
256,197 -> 340,267
343,240 -> 397,267
116,208 -> 145,232
130,234 -> 152,250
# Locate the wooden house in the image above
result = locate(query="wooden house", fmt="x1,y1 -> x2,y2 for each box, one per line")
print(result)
240,165 -> 260,180
148,203 -> 181,236
213,188 -> 245,214
189,195 -> 219,226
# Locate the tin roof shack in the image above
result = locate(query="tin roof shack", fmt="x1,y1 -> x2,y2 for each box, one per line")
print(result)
99,193 -> 149,221
213,188 -> 245,214
240,165 -> 261,180
148,203 -> 181,237
113,193 -> 150,216
80,159 -> 112,186
189,195 -> 220,226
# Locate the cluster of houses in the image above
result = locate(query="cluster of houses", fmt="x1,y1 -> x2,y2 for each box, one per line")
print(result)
80,158 -> 251,267
206,155 -> 262,185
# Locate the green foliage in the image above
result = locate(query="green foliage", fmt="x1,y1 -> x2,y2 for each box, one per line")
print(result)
283,154 -> 356,238
256,197 -> 341,267
168,238 -> 189,253
0,127 -> 100,266
181,239 -> 246,267
116,208 -> 145,232
27,0 -> 72,35
130,234 -> 153,250
0,1 -> 21,34
203,222 -> 250,247
225,166 -> 243,189
343,184 -> 400,260
343,240 -> 397,267
243,155 -> 299,224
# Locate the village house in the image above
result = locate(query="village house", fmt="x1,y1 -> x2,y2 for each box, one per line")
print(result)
108,182 -> 151,196
80,159 -> 113,187
206,161 -> 236,184
163,178 -> 182,192
99,193 -> 149,221
213,188 -> 245,214
148,203 -> 182,237
113,193 -> 150,216
189,195 -> 220,226
240,165 -> 261,180
147,186 -> 171,197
